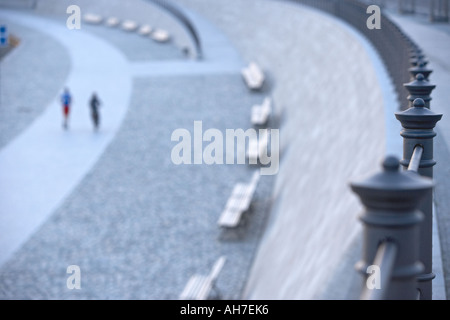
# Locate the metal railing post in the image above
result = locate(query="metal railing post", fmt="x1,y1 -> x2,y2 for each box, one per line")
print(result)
409,61 -> 433,81
409,52 -> 429,68
404,74 -> 436,109
395,98 -> 443,299
351,156 -> 433,300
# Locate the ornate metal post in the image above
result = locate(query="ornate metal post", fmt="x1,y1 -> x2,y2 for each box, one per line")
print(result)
395,98 -> 443,300
409,61 -> 433,81
410,53 -> 429,68
404,74 -> 436,109
352,156 -> 433,300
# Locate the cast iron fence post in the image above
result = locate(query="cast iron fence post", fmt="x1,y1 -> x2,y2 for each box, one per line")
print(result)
351,156 -> 433,299
404,74 -> 436,109
395,98 -> 443,299
409,61 -> 433,81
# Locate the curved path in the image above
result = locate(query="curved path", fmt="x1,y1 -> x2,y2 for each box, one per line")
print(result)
0,2 -> 245,268
0,0 -> 432,300
0,10 -> 132,265
0,4 -> 262,300
173,0 -> 396,299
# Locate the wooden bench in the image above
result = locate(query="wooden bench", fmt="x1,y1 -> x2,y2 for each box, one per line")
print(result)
246,130 -> 269,163
179,256 -> 226,300
251,97 -> 272,126
121,20 -> 138,32
105,17 -> 120,27
138,25 -> 153,36
217,172 -> 260,228
83,13 -> 103,25
241,62 -> 265,90
151,29 -> 171,42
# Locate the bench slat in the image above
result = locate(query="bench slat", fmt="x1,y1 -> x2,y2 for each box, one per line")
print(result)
209,256 -> 226,280
218,208 -> 242,227
180,275 -> 204,300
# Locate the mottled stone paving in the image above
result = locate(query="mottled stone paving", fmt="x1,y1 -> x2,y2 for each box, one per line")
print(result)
0,75 -> 274,299
0,0 -> 447,300
0,21 -> 70,149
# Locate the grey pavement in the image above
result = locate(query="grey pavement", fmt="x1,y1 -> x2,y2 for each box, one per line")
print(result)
173,0 -> 396,299
0,0 -> 448,300
0,9 -> 133,268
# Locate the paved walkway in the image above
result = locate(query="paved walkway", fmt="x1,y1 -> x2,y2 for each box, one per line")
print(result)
0,0 -> 447,300
0,0 -> 245,268
0,19 -> 70,150
0,9 -> 133,266
0,3 -> 268,299
173,0 -> 399,299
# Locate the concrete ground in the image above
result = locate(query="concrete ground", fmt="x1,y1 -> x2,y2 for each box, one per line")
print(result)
0,2 -> 271,299
0,0 -> 447,300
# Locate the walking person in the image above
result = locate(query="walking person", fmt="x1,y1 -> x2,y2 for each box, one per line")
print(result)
89,92 -> 101,131
60,88 -> 72,129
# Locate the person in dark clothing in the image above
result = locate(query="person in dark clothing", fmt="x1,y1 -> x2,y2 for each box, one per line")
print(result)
89,93 -> 101,131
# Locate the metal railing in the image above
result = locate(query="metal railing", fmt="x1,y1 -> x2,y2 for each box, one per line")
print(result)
287,0 -> 444,299
359,0 -> 450,22
408,145 -> 424,172
430,0 -> 450,22
289,0 -> 415,109
353,93 -> 442,300
359,241 -> 398,300
146,0 -> 203,59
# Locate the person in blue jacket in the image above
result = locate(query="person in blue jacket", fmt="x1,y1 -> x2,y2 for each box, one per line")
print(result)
61,88 -> 72,129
